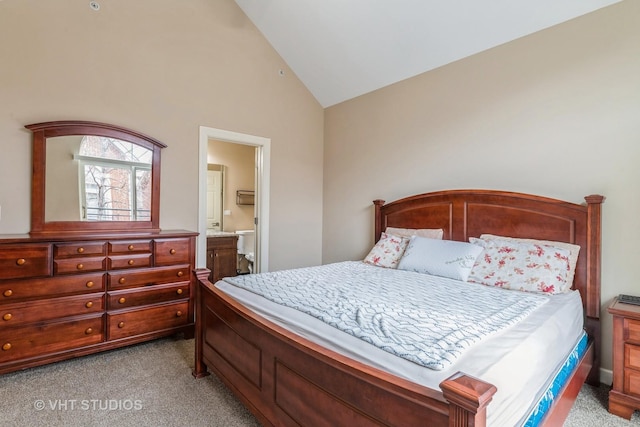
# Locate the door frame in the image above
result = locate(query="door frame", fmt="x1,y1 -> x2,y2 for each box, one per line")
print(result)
198,126 -> 270,273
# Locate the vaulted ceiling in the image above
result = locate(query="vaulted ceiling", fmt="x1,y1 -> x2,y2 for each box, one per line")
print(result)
234,0 -> 623,107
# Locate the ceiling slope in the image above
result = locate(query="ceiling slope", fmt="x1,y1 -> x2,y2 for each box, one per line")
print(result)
234,0 -> 623,107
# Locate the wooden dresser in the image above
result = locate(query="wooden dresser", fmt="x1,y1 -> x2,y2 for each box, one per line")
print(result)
0,230 -> 197,374
206,235 -> 238,283
609,298 -> 640,419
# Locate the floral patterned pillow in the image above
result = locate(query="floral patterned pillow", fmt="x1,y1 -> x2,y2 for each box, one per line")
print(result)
468,238 -> 571,294
363,232 -> 409,268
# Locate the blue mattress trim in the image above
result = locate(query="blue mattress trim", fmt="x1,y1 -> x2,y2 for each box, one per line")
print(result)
521,331 -> 589,427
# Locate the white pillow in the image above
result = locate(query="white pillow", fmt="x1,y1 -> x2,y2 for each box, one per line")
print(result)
397,236 -> 483,281
479,234 -> 580,291
385,227 -> 443,240
468,237 -> 571,294
363,232 -> 409,269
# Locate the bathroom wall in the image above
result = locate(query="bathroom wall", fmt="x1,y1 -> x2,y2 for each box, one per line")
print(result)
207,139 -> 255,232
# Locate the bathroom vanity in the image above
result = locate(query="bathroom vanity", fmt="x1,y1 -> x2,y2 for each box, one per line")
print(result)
206,235 -> 238,283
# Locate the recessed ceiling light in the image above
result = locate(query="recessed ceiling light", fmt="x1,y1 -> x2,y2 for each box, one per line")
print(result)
89,1 -> 100,11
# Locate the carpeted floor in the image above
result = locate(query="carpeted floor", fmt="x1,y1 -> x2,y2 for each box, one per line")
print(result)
0,336 -> 638,426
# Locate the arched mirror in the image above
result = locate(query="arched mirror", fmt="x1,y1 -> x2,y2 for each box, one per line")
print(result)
27,121 -> 166,235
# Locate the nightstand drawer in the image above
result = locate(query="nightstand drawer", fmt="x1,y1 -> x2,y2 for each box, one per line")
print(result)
624,367 -> 640,397
625,318 -> 640,343
625,343 -> 640,370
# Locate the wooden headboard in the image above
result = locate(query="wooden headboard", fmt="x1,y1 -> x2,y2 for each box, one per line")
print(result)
374,189 -> 604,383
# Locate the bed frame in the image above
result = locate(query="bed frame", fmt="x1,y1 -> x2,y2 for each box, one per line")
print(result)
193,189 -> 604,427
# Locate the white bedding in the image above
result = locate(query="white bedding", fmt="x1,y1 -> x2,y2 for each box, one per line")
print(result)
216,262 -> 585,427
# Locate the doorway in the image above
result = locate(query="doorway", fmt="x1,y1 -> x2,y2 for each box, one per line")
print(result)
197,126 -> 270,273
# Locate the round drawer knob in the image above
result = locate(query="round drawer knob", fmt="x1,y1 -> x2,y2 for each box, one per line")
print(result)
118,278 -> 126,284
85,302 -> 93,308
128,259 -> 135,265
176,289 -> 183,295
77,263 -> 84,270
85,328 -> 93,335
176,311 -> 183,317
177,271 -> 184,277
16,258 -> 26,266
2,313 -> 12,321
2,343 -> 11,351
118,322 -> 125,328
118,297 -> 126,304
170,249 -> 176,255
77,247 -> 85,254
3,290 -> 12,297
86,281 -> 94,288
128,244 -> 135,250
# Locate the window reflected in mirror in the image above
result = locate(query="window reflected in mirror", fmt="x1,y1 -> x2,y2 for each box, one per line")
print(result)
45,135 -> 153,222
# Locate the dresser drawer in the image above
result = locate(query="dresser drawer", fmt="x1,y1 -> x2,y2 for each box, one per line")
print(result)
54,256 -> 107,275
108,265 -> 190,290
107,282 -> 189,310
108,240 -> 152,254
154,238 -> 192,266
108,253 -> 152,270
107,301 -> 189,340
624,366 -> 640,397
0,293 -> 104,326
0,244 -> 51,279
0,273 -> 105,302
0,315 -> 104,363
53,242 -> 106,258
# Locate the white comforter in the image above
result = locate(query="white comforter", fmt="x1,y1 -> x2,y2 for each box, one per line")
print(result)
223,261 -> 548,371
216,261 -> 584,427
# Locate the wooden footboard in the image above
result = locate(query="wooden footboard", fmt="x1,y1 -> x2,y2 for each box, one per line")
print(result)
193,270 -> 497,427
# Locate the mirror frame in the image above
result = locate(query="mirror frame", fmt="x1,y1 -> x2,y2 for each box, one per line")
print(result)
26,121 -> 167,235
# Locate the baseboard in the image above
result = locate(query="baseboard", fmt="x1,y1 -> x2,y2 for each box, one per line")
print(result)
600,367 -> 613,386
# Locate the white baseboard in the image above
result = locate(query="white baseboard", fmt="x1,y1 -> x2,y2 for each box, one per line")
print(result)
600,367 -> 613,386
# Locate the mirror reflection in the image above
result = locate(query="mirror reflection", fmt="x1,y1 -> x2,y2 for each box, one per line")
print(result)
45,135 -> 152,222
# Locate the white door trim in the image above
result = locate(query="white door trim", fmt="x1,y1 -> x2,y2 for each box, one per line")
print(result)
198,126 -> 270,273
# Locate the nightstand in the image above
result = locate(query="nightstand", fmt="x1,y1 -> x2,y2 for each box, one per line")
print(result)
609,298 -> 640,419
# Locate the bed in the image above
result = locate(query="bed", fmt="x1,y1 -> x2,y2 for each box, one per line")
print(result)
193,189 -> 604,427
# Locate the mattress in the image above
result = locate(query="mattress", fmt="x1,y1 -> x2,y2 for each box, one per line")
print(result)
216,262 -> 585,427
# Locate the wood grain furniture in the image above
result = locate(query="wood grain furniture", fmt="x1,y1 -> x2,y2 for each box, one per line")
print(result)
0,121 -> 197,374
206,235 -> 239,283
0,231 -> 196,374
193,189 -> 604,427
608,298 -> 640,419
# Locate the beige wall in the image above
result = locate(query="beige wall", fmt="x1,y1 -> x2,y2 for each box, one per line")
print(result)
323,0 -> 640,377
207,139 -> 255,232
0,0 -> 324,271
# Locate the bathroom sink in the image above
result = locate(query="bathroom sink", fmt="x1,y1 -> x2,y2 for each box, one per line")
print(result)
206,230 -> 237,237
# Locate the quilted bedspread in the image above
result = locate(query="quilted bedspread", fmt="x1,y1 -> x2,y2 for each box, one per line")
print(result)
223,261 -> 548,370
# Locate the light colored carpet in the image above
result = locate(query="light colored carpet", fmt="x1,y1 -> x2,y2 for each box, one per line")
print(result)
0,336 -> 638,426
